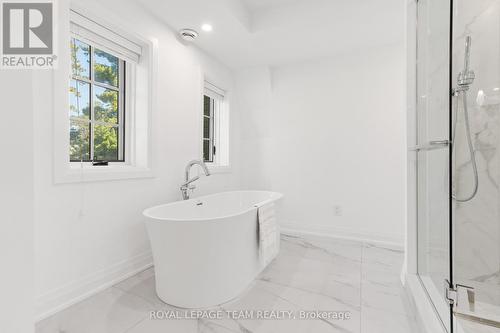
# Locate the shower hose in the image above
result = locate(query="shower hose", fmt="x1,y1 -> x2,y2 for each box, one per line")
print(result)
452,90 -> 479,202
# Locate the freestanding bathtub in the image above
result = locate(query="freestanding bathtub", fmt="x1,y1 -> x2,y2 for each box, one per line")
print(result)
143,190 -> 283,308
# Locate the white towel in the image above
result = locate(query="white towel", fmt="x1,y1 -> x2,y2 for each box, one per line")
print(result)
257,202 -> 279,266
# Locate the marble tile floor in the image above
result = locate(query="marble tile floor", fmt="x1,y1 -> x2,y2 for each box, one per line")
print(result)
458,318 -> 500,333
36,234 -> 419,333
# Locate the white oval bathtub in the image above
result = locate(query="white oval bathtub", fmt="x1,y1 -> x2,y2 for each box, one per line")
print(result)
143,190 -> 283,308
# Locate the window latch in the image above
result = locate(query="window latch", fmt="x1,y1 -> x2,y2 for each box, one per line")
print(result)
92,160 -> 109,166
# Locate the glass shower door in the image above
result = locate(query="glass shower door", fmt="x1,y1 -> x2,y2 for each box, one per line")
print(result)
451,0 -> 500,329
416,0 -> 453,331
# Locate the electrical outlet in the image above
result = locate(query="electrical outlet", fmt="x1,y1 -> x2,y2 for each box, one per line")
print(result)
334,205 -> 343,216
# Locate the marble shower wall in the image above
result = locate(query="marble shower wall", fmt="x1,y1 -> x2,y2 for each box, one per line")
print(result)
453,0 -> 500,298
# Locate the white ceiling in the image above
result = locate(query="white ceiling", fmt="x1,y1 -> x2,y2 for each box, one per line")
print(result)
239,0 -> 302,12
134,0 -> 405,69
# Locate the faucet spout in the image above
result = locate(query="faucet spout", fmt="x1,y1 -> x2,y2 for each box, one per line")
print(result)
185,160 -> 210,182
181,160 -> 211,200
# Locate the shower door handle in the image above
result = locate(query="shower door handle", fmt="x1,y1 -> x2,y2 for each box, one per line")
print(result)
429,140 -> 451,147
410,140 -> 450,151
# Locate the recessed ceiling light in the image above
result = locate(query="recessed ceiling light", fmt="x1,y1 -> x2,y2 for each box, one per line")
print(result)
201,24 -> 213,32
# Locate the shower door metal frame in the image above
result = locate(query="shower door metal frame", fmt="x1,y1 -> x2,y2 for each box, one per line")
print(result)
447,0 -> 455,329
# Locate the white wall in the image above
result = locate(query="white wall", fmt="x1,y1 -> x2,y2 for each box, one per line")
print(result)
0,72 -> 35,333
237,44 -> 407,246
235,67 -> 274,190
33,0 -> 406,320
34,0 -> 241,319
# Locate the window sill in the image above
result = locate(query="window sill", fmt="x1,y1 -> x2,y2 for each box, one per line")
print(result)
54,164 -> 154,184
206,164 -> 232,174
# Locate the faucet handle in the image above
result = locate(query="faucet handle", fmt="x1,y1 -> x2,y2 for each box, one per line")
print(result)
181,176 -> 200,187
180,183 -> 196,190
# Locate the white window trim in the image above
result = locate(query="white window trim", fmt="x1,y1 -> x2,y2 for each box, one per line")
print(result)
202,79 -> 231,173
54,4 -> 157,183
70,10 -> 142,63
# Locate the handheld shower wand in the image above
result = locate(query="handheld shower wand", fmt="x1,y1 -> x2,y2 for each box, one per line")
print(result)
464,36 -> 471,70
457,36 -> 475,89
452,36 -> 478,202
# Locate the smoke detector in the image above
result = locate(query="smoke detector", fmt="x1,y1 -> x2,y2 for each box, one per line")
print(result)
179,29 -> 198,42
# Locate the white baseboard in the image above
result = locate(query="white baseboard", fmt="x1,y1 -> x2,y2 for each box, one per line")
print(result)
35,251 -> 153,322
280,222 -> 404,250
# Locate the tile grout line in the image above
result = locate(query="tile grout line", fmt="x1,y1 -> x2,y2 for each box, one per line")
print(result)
112,284 -> 161,309
122,315 -> 149,333
258,278 -> 361,311
109,281 -> 162,333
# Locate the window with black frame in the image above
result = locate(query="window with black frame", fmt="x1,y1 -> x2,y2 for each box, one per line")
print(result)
69,37 -> 126,162
203,94 -> 215,162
